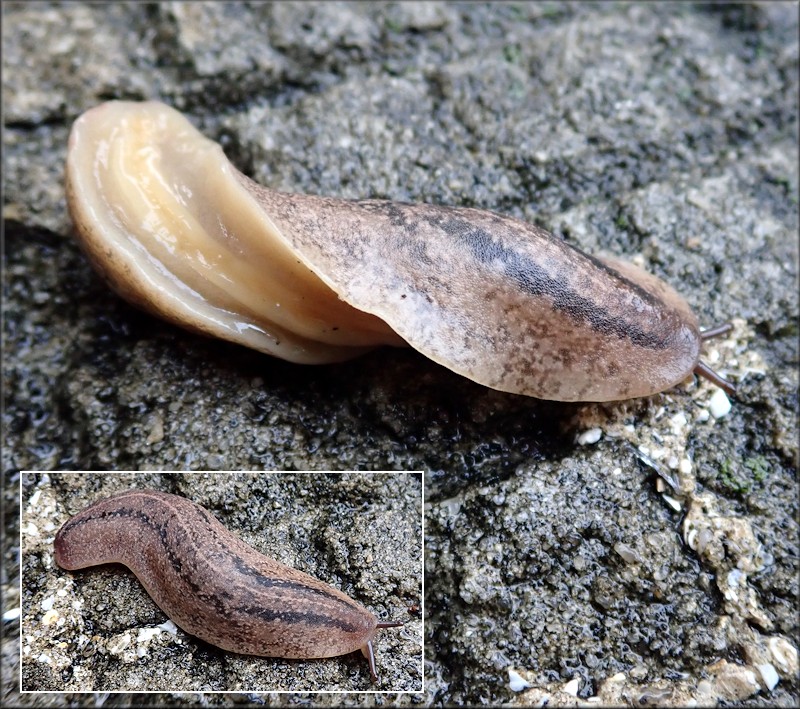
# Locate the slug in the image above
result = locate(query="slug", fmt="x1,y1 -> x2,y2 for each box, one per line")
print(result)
65,100 -> 735,402
53,489 -> 402,681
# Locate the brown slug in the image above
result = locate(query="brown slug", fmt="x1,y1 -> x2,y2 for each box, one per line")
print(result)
64,100 -> 735,402
53,489 -> 401,681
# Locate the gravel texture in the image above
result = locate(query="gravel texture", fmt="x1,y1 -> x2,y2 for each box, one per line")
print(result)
3,2 -> 798,707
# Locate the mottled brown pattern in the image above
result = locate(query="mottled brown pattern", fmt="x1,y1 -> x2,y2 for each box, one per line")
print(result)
245,187 -> 703,401
65,101 -> 728,401
54,490 -> 393,678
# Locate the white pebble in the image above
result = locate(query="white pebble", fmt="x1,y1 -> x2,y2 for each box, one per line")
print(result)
577,428 -> 602,445
137,627 -> 162,643
670,412 -> 688,431
727,569 -> 744,588
158,620 -> 179,634
756,663 -> 780,690
768,637 -> 799,673
709,389 -> 732,419
563,677 -> 581,696
508,668 -> 531,692
3,607 -> 21,622
662,494 -> 682,512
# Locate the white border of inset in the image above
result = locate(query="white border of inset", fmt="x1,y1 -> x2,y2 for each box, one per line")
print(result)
19,470 -> 425,696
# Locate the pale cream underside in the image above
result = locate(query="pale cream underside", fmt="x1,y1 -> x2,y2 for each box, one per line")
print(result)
66,101 -> 403,364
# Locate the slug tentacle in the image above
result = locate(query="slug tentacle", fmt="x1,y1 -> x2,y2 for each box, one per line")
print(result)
695,323 -> 736,395
694,360 -> 736,396
700,323 -> 734,341
54,490 -> 398,680
65,101 -> 734,402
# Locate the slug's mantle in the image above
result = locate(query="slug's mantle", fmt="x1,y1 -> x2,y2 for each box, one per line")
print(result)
65,101 -> 731,402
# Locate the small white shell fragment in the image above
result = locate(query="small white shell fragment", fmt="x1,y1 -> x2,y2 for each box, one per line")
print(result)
137,626 -> 163,643
727,568 -> 744,587
158,620 -> 179,634
107,632 -> 132,655
614,542 -> 641,564
768,636 -> 799,674
709,389 -> 732,419
756,663 -> 780,690
686,528 -> 698,550
41,609 -> 59,626
563,677 -> 581,696
2,607 -> 21,622
662,494 -> 682,512
577,428 -> 603,445
508,668 -> 531,692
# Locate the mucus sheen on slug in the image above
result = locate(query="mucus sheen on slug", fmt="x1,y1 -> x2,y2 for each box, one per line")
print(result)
65,100 -> 734,401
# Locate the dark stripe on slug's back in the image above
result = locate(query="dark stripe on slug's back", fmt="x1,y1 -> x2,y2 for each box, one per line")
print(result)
234,602 -> 364,633
230,556 -> 363,607
432,214 -> 675,349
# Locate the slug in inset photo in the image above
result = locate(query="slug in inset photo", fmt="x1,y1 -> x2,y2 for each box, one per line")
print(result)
53,489 -> 403,681
65,100 -> 735,402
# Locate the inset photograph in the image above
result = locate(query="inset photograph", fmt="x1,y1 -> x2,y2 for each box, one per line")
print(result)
20,471 -> 422,693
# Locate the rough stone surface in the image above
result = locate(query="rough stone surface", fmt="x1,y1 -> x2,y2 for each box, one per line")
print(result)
3,1 -> 798,707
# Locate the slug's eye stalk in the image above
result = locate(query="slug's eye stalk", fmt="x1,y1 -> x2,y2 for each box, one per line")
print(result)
700,323 -> 734,340
363,621 -> 405,681
695,323 -> 736,396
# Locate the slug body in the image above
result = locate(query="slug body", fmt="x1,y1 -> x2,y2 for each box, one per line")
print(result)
65,100 -> 730,402
54,490 -> 395,679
